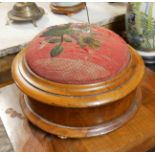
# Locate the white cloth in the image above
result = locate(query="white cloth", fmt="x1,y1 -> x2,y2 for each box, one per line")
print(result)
0,2 -> 126,52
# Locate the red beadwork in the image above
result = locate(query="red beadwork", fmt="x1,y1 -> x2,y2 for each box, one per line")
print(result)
25,23 -> 130,84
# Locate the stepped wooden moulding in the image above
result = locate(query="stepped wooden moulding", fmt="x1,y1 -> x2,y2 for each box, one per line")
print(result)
12,23 -> 145,138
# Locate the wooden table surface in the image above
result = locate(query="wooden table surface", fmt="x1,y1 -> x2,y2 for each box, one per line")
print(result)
0,67 -> 155,152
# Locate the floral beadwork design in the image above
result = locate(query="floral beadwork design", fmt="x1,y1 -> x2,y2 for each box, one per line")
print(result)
40,23 -> 101,57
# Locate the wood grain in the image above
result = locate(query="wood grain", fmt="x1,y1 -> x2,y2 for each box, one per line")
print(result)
19,89 -> 141,138
12,45 -> 144,107
0,67 -> 155,151
0,54 -> 15,84
11,44 -> 144,138
0,80 -> 13,88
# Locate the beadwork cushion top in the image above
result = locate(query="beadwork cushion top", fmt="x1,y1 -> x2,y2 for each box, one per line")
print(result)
25,23 -> 130,84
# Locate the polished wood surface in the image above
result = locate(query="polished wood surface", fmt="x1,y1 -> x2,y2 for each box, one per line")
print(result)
0,67 -> 155,151
12,46 -> 144,107
19,89 -> 140,138
11,45 -> 144,138
0,54 -> 15,84
24,90 -> 137,127
0,80 -> 13,88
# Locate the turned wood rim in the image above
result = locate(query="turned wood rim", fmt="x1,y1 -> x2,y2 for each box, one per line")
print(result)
12,45 -> 144,108
18,49 -> 133,96
20,88 -> 141,138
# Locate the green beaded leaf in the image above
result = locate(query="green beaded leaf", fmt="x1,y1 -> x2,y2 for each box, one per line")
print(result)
43,29 -> 72,36
50,45 -> 63,57
77,36 -> 101,49
48,38 -> 61,43
41,24 -> 73,37
40,24 -> 101,57
77,38 -> 85,48
87,37 -> 101,49
64,38 -> 72,42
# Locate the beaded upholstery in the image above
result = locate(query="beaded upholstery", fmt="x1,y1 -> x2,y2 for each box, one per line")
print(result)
25,23 -> 130,84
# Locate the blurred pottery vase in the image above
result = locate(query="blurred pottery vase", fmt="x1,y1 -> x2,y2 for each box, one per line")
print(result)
126,2 -> 155,63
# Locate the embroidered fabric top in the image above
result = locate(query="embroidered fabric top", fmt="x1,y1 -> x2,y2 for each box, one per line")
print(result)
25,23 -> 130,84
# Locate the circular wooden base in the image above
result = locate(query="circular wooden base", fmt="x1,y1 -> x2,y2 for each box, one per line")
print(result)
19,89 -> 141,138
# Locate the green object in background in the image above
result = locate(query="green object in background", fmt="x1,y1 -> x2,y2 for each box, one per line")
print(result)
126,2 -> 155,51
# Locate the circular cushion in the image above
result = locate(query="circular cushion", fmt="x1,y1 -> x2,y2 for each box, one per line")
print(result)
25,23 -> 130,84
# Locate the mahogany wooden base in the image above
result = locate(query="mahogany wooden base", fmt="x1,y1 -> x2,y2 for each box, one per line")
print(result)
12,36 -> 144,139
19,88 -> 141,138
